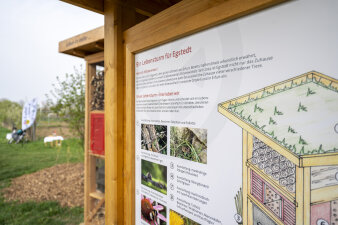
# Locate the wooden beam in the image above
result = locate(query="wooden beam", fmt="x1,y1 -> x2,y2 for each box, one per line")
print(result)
104,0 -> 125,224
72,49 -> 86,57
59,26 -> 104,53
60,0 -> 174,17
135,8 -> 153,17
94,42 -> 104,50
124,0 -> 289,52
130,0 -> 170,15
60,0 -> 104,14
311,185 -> 338,204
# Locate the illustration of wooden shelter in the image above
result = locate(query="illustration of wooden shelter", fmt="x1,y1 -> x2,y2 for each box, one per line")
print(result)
218,71 -> 338,225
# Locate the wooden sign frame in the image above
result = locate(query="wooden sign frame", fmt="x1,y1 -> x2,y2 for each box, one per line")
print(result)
122,0 -> 288,224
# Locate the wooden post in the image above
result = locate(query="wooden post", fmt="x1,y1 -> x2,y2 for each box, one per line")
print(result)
84,63 -> 97,224
296,166 -> 304,225
242,130 -> 248,225
104,1 -> 124,224
247,133 -> 253,225
124,45 -> 135,225
303,167 -> 311,224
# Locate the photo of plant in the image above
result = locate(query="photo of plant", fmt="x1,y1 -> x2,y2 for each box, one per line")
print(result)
170,127 -> 207,164
141,124 -> 167,155
169,210 -> 200,225
141,159 -> 167,195
141,195 -> 167,225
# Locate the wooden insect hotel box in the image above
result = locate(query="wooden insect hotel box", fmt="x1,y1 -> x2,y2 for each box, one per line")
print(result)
59,26 -> 106,223
218,71 -> 338,225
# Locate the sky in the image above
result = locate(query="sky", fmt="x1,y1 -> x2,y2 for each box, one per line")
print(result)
0,0 -> 103,104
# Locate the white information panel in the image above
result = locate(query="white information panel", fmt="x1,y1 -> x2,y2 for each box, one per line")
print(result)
135,1 -> 338,224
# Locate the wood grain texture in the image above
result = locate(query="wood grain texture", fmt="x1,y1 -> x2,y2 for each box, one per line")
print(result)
296,166 -> 304,225
85,51 -> 104,64
311,185 -> 338,204
60,0 -> 104,14
124,0 -> 289,52
84,63 -> 97,224
124,45 -> 135,225
59,26 -> 104,53
303,167 -> 310,225
104,1 -> 125,224
242,130 -> 248,225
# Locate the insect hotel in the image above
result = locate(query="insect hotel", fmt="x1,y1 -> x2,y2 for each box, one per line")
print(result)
218,71 -> 338,225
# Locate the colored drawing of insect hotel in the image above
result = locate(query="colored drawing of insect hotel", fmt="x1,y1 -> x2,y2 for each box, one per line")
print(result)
218,71 -> 338,225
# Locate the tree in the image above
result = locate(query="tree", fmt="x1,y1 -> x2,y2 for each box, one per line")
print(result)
46,67 -> 85,142
0,99 -> 22,129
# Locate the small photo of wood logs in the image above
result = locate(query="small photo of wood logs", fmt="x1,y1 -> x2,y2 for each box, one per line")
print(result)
141,124 -> 167,155
91,71 -> 104,111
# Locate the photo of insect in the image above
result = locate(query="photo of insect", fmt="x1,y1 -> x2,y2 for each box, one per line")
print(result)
141,195 -> 167,225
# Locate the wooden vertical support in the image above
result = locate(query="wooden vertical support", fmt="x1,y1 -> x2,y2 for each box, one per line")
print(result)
247,133 -> 253,225
84,63 -> 97,224
104,0 -> 124,224
123,6 -> 136,225
124,46 -> 135,224
296,166 -> 304,225
242,130 -> 248,225
304,167 -> 311,224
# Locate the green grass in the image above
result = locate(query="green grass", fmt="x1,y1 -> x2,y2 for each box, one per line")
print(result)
0,199 -> 83,225
0,127 -> 84,225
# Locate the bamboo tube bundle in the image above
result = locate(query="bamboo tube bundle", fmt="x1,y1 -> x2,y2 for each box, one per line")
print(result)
266,151 -> 272,160
280,161 -> 287,170
280,169 -> 289,179
286,160 -> 294,168
264,166 -> 273,175
251,157 -> 258,165
272,172 -> 280,180
91,71 -> 104,111
280,177 -> 288,186
272,164 -> 280,173
257,155 -> 265,164
287,166 -> 295,175
279,155 -> 286,162
287,175 -> 295,185
272,156 -> 280,164
252,136 -> 297,192
258,161 -> 265,170
272,150 -> 279,158
286,184 -> 295,192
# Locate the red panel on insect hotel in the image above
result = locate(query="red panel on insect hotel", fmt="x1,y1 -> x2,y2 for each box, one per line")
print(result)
90,113 -> 104,155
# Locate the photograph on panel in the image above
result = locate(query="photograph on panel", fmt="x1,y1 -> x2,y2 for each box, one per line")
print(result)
141,195 -> 167,225
169,210 -> 200,225
170,127 -> 207,164
141,159 -> 167,195
141,124 -> 167,155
